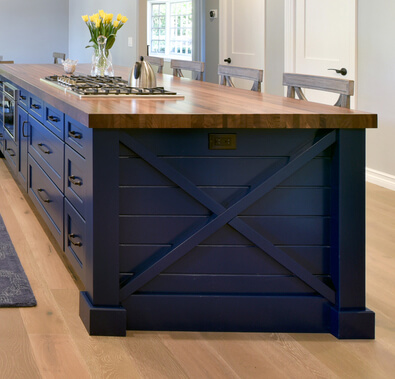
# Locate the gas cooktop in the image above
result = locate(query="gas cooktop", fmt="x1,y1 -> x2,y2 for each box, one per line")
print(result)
40,75 -> 184,99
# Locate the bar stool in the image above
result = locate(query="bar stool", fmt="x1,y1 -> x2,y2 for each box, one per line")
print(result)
143,56 -> 164,74
283,73 -> 354,108
0,61 -> 14,64
218,64 -> 263,92
53,52 -> 66,64
170,59 -> 205,81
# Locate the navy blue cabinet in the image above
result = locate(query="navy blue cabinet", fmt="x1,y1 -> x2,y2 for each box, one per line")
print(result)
0,79 -> 374,339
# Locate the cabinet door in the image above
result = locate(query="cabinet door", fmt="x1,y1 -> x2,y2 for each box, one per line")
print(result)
0,121 -> 4,155
18,106 -> 29,191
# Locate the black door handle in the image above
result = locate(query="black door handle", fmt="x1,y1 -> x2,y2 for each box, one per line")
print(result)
224,57 -> 232,64
328,67 -> 347,76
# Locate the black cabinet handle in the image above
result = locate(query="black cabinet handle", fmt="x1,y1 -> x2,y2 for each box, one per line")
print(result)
48,115 -> 60,122
69,175 -> 82,186
37,143 -> 51,154
37,188 -> 51,203
20,95 -> 26,100
68,130 -> 82,139
0,133 -> 3,138
22,120 -> 29,137
68,233 -> 82,247
6,148 -> 16,157
31,104 -> 41,110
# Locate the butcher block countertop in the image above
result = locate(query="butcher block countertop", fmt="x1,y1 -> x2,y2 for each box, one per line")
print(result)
0,63 -> 377,130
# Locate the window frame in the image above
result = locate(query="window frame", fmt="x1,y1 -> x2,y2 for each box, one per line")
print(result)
147,0 -> 193,61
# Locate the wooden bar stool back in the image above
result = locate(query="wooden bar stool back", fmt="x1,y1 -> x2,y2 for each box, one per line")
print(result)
283,73 -> 354,108
143,56 -> 164,74
171,59 -> 205,81
0,61 -> 14,64
218,64 -> 263,92
53,52 -> 66,64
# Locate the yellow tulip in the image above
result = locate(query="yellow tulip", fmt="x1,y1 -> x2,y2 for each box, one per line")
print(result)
105,13 -> 113,24
90,13 -> 99,22
113,20 -> 120,28
121,16 -> 128,23
82,15 -> 89,22
99,9 -> 106,19
95,18 -> 101,28
117,14 -> 122,21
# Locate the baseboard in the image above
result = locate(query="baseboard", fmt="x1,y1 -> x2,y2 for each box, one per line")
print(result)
366,168 -> 395,191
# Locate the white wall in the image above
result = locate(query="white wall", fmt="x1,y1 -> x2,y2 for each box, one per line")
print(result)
358,0 -> 395,187
0,0 -> 68,64
68,0 -> 139,68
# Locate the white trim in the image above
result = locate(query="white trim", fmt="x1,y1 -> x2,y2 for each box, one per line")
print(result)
366,168 -> 395,192
284,0 -> 295,74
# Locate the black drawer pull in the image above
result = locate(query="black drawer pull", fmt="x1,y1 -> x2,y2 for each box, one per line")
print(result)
37,143 -> 51,154
48,115 -> 60,122
68,233 -> 82,247
6,148 -> 16,157
0,133 -> 3,138
20,95 -> 26,100
22,121 -> 29,137
69,175 -> 82,186
37,188 -> 51,203
68,130 -> 82,139
31,104 -> 41,110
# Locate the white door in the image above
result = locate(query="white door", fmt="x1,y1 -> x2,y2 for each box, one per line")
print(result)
285,0 -> 357,106
219,0 -> 265,91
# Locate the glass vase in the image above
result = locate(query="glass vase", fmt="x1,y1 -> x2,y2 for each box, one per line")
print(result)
91,36 -> 114,77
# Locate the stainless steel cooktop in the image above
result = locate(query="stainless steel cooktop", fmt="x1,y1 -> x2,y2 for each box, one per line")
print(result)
40,75 -> 184,99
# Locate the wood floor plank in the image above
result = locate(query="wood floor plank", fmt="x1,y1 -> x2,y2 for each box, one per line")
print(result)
198,332 -> 338,378
0,309 -> 41,378
51,288 -> 142,378
28,334 -> 91,379
124,331 -> 190,379
158,332 -> 241,379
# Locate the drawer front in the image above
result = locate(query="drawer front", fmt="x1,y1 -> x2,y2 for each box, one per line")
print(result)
65,145 -> 87,219
18,87 -> 29,110
3,132 -> 18,173
65,115 -> 88,157
64,199 -> 86,283
29,94 -> 44,122
28,155 -> 64,248
29,116 -> 64,191
44,102 -> 64,140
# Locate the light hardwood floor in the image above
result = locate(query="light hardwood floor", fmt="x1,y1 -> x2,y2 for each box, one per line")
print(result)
0,158 -> 394,378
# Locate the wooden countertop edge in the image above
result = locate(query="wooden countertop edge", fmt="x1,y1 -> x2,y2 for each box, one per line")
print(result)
1,64 -> 378,130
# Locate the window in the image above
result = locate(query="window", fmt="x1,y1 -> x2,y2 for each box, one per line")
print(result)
148,0 -> 193,60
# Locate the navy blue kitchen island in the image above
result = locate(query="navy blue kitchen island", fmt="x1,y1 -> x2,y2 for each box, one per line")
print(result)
0,64 -> 377,338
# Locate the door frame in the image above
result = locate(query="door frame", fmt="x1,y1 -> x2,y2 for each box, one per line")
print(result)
284,0 -> 358,105
219,0 -> 266,91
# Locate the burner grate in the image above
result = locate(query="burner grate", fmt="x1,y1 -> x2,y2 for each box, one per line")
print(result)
43,75 -> 178,97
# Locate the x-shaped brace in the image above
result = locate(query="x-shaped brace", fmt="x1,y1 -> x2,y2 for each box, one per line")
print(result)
119,130 -> 337,304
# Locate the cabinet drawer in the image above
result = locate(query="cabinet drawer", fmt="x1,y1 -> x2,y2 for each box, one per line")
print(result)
29,116 -> 64,191
65,115 -> 89,157
3,132 -> 18,173
44,102 -> 64,140
18,87 -> 29,110
28,155 -> 64,248
64,199 -> 86,283
29,94 -> 44,122
65,145 -> 87,219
